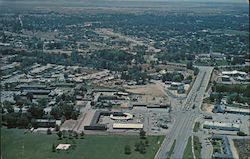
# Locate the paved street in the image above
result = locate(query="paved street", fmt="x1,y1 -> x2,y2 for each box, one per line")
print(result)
155,66 -> 214,159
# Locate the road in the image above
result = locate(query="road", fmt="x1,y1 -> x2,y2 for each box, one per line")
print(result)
155,66 -> 214,159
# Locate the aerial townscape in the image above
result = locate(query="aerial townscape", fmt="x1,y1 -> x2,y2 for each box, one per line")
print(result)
0,0 -> 249,159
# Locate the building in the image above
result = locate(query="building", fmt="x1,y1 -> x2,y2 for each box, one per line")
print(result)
203,121 -> 240,131
221,75 -> 231,82
213,103 -> 250,115
110,112 -> 133,120
35,119 -> 56,128
222,70 -> 247,77
113,123 -> 143,129
210,136 -> 233,159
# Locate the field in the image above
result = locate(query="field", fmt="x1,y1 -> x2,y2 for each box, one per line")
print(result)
1,128 -> 164,159
183,137 -> 193,159
125,84 -> 165,96
193,136 -> 201,159
233,139 -> 250,159
193,122 -> 200,132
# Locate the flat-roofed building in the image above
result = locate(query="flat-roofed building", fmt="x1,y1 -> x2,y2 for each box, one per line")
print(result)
203,121 -> 240,131
113,123 -> 143,129
225,107 -> 250,115
222,70 -> 247,77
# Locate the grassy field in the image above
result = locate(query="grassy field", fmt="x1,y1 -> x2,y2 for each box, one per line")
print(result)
193,136 -> 201,159
193,122 -> 200,133
183,137 -> 193,159
1,128 -> 164,159
211,140 -> 222,153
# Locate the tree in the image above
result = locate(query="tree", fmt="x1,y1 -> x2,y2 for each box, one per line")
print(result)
5,113 -> 17,128
27,105 -> 44,118
145,139 -> 149,146
57,131 -> 63,139
17,114 -> 29,128
237,131 -> 247,136
244,84 -> 250,97
80,131 -> 85,139
50,106 -> 62,119
37,98 -> 48,108
140,129 -> 146,139
73,131 -> 78,139
55,124 -> 60,131
3,101 -> 14,113
47,128 -> 52,135
135,142 -> 140,151
26,92 -> 33,102
52,144 -> 56,152
194,67 -> 199,76
124,145 -> 131,155
138,141 -> 146,154
186,61 -> 193,69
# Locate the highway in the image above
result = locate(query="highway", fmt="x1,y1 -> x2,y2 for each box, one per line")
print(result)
155,66 -> 214,159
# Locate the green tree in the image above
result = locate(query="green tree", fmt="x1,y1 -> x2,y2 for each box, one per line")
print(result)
17,114 -> 29,128
139,141 -> 146,154
5,113 -> 17,128
47,128 -> 52,135
186,61 -> 193,69
27,105 -> 44,118
80,131 -> 85,139
57,131 -> 63,140
244,84 -> 250,97
3,101 -> 14,113
52,144 -> 56,152
124,145 -> 131,155
26,92 -> 33,102
135,142 -> 140,151
140,129 -> 146,139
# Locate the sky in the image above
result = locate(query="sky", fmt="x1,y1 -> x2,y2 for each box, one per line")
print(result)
0,0 -> 248,2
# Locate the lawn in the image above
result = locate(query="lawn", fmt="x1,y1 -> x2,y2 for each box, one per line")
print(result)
193,136 -> 201,159
193,122 -> 200,133
1,128 -> 164,159
216,60 -> 228,66
211,140 -> 222,154
183,136 -> 193,159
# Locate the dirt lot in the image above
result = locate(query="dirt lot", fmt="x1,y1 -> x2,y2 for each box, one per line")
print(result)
125,84 -> 165,96
233,139 -> 250,159
202,103 -> 214,112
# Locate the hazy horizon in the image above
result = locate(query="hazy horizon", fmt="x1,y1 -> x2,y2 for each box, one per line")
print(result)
0,0 -> 248,3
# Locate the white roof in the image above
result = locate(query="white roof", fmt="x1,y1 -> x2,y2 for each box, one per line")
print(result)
222,70 -> 247,75
225,107 -> 250,113
171,82 -> 183,86
221,75 -> 230,78
113,123 -> 143,129
110,113 -> 133,120
56,144 -> 71,150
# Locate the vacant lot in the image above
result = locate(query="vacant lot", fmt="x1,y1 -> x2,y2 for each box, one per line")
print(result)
233,139 -> 250,159
125,84 -> 165,96
1,128 -> 164,159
